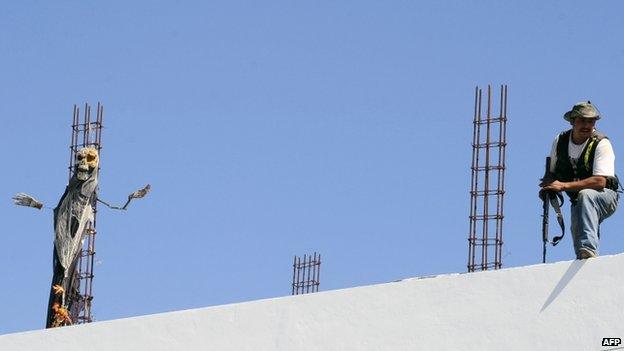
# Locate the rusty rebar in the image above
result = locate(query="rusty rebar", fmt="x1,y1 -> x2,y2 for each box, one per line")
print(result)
468,86 -> 507,272
66,102 -> 103,324
291,252 -> 321,295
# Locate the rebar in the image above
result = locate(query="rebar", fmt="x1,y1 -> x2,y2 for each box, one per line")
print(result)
291,252 -> 321,295
467,86 -> 507,272
67,103 -> 104,323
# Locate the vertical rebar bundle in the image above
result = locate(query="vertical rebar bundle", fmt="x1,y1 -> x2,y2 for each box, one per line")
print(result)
291,252 -> 321,295
468,85 -> 507,272
67,103 -> 104,323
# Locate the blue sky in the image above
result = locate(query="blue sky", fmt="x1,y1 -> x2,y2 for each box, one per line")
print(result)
2,1 -> 624,334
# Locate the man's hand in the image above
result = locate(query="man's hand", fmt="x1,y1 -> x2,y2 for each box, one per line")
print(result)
539,178 -> 564,200
539,174 -> 554,187
540,175 -> 606,194
540,174 -> 566,192
542,180 -> 566,192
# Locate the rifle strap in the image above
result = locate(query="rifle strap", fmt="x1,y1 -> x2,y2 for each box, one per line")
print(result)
548,192 -> 566,246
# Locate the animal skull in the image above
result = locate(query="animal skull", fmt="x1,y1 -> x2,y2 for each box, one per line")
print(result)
76,147 -> 99,181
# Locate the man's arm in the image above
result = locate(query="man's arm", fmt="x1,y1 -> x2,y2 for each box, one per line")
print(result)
541,176 -> 607,192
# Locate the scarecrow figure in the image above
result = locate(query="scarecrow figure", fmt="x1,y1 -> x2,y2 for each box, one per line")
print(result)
12,147 -> 149,328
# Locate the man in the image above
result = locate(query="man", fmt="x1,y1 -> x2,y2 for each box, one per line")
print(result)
540,101 -> 619,259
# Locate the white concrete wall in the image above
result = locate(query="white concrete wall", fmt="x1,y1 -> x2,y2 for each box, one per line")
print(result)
2,254 -> 624,351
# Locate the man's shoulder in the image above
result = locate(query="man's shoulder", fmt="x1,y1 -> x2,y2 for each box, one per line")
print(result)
553,129 -> 571,145
596,137 -> 613,149
555,129 -> 571,138
593,129 -> 608,140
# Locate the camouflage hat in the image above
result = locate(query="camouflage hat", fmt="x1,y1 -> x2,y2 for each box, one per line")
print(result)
563,101 -> 601,122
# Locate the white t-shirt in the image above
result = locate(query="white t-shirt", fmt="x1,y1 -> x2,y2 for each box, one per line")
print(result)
549,130 -> 615,177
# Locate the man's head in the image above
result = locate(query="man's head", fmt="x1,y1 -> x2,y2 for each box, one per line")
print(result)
564,101 -> 600,143
564,101 -> 600,123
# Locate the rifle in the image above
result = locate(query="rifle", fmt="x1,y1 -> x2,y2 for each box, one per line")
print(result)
540,156 -> 566,263
541,157 -> 550,263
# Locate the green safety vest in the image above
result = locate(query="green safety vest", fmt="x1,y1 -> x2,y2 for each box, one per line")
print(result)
554,129 -> 619,200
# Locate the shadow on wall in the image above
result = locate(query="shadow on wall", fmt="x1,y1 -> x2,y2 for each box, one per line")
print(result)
540,259 -> 587,312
